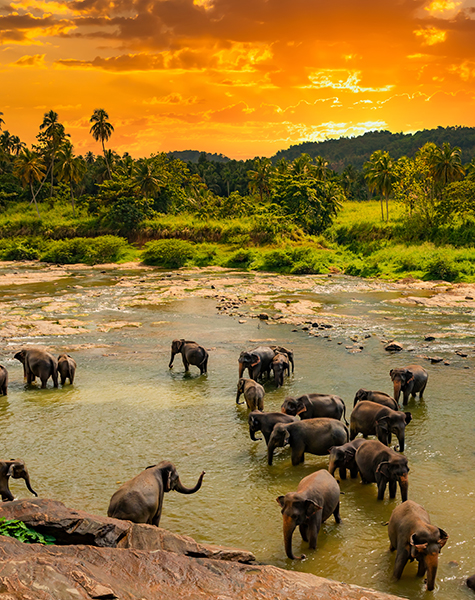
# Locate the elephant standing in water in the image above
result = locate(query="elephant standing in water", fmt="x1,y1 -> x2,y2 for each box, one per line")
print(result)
0,460 -> 37,501
353,389 -> 399,411
390,365 -> 428,406
0,365 -> 7,395
236,378 -> 265,411
108,461 -> 205,526
58,354 -> 76,385
248,411 -> 296,444
350,401 -> 412,452
281,393 -> 348,424
14,348 -> 58,388
277,470 -> 341,560
169,340 -> 208,375
389,500 -> 448,591
271,353 -> 290,387
238,346 -> 275,381
328,438 -> 367,480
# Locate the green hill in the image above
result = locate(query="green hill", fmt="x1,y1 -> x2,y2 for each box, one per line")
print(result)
272,126 -> 475,171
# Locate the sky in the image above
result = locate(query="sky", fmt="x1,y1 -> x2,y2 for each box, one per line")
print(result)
1,0 -> 475,159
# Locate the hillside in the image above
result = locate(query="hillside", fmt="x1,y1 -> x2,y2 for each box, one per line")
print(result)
272,126 -> 475,171
168,150 -> 230,163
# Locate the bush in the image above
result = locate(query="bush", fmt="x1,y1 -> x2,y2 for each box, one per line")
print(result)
194,244 -> 219,267
225,248 -> 256,268
0,238 -> 41,260
424,253 -> 460,281
40,236 -> 128,265
0,518 -> 55,545
141,239 -> 194,268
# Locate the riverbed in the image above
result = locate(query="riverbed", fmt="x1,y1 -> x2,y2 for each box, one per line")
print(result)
1,263 -> 474,599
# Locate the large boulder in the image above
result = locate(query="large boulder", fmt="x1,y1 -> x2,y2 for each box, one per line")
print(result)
0,534 -> 406,600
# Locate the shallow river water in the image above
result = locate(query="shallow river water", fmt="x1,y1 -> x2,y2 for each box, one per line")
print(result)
1,265 -> 475,599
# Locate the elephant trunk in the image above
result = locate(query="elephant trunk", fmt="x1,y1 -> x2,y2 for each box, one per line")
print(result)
236,390 -> 243,404
328,457 -> 337,477
393,381 -> 402,404
283,515 -> 302,560
398,473 -> 409,502
169,352 -> 176,369
249,427 -> 261,441
267,439 -> 276,465
425,552 -> 439,591
396,431 -> 405,453
174,471 -> 205,494
238,362 -> 244,378
23,474 -> 38,497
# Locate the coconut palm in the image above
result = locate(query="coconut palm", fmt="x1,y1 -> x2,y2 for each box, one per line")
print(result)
314,155 -> 330,181
57,143 -> 86,216
89,109 -> 114,178
38,110 -> 68,197
0,112 -> 4,130
247,157 -> 272,202
133,158 -> 163,199
429,142 -> 465,186
13,148 -> 45,217
364,150 -> 395,222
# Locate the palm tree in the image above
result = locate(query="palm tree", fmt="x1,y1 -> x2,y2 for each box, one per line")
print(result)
314,155 -> 330,181
57,143 -> 86,216
290,154 -> 314,177
0,112 -> 4,130
429,142 -> 465,187
247,157 -> 272,202
38,110 -> 68,197
89,109 -> 114,178
133,158 -> 162,199
364,150 -> 395,222
13,149 -> 45,217
10,135 -> 26,156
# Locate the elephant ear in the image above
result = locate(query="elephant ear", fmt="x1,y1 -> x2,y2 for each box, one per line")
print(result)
404,412 -> 412,424
295,398 -> 307,416
250,354 -> 261,367
283,430 -> 291,445
304,499 -> 322,516
438,528 -> 449,548
344,447 -> 357,462
389,369 -> 394,378
376,461 -> 390,479
276,496 -> 285,508
410,534 -> 428,554
376,416 -> 390,434
405,370 -> 414,382
6,464 -> 15,478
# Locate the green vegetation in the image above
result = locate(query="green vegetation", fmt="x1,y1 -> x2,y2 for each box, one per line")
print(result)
0,518 -> 55,545
1,111 -> 475,281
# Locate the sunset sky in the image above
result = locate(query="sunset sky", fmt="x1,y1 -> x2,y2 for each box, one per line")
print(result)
1,0 -> 475,159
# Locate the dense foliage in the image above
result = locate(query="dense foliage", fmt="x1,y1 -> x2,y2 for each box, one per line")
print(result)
0,518 -> 55,545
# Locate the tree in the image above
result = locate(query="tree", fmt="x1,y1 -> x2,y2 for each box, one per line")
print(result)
364,150 -> 395,221
13,149 -> 45,217
89,109 -> 114,178
428,142 -> 465,187
57,143 -> 86,216
314,156 -> 330,181
38,110 -> 68,197
0,113 -> 4,130
133,157 -> 163,199
247,157 -> 272,202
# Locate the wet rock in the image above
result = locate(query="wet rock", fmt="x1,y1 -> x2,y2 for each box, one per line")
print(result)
426,356 -> 443,363
455,350 -> 468,357
444,361 -> 451,365
257,313 -> 269,320
424,335 -> 436,341
385,341 -> 403,352
302,326 -> 309,331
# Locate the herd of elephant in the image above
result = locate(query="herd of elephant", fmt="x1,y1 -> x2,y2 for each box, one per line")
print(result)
2,340 -> 472,593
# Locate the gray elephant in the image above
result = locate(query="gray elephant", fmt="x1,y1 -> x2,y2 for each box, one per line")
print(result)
328,438 -> 368,480
281,393 -> 348,425
389,500 -> 448,592
236,378 -> 265,411
277,470 -> 340,560
58,354 -> 76,385
271,353 -> 290,387
267,418 -> 349,466
0,460 -> 37,501
238,346 -> 275,381
353,389 -> 398,411
390,365 -> 428,406
14,348 -> 58,388
467,575 -> 475,591
108,461 -> 205,526
0,365 -> 8,395
169,340 -> 208,375
350,401 -> 412,452
248,411 -> 296,444
355,439 -> 409,501
269,345 -> 295,373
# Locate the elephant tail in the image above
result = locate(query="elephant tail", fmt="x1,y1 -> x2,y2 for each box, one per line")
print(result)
199,351 -> 208,373
342,401 -> 349,426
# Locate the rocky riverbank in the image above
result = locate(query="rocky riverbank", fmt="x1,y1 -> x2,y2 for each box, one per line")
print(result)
0,499 -> 405,600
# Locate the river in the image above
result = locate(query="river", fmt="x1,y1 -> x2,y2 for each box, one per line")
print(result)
1,263 -> 474,599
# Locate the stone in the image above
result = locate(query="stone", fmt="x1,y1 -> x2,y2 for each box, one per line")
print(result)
424,336 -> 436,342
426,356 -> 443,363
455,350 -> 468,357
384,341 -> 403,352
257,313 -> 269,320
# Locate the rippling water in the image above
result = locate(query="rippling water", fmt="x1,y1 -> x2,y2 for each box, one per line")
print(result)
1,266 -> 475,599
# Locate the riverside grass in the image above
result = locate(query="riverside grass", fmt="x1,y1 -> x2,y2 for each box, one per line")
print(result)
1,201 -> 475,282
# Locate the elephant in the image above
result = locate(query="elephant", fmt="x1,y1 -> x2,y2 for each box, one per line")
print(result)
236,378 -> 265,411
169,340 -> 208,375
353,389 -> 399,411
355,439 -> 409,502
281,393 -> 348,425
0,460 -> 37,501
58,354 -> 76,385
107,461 -> 205,526
467,575 -> 475,591
328,439 -> 368,480
14,348 -> 58,388
0,365 -> 7,395
277,469 -> 341,560
248,411 -> 297,444
267,418 -> 349,466
238,346 -> 275,381
390,365 -> 428,406
350,401 -> 412,452
271,353 -> 290,387
388,500 -> 448,591
269,345 -> 295,373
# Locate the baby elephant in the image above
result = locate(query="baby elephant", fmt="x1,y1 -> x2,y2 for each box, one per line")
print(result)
108,461 -> 205,526
248,411 -> 296,444
58,354 -> 76,385
353,389 -> 398,411
0,365 -> 8,395
271,353 -> 290,387
390,364 -> 428,406
389,500 -> 448,591
169,340 -> 208,375
277,469 -> 341,560
236,378 -> 265,411
0,460 -> 37,501
328,439 -> 367,480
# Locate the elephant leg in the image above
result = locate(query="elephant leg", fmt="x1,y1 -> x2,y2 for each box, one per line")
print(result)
333,502 -> 341,524
40,376 -> 48,389
388,479 -> 397,498
308,514 -> 321,549
403,391 -> 409,406
299,523 -> 308,542
52,372 -> 58,388
350,464 -> 359,478
416,557 -> 427,577
349,426 -> 357,441
182,357 -> 189,371
339,467 -> 347,480
393,547 -> 410,580
291,444 -> 305,466
419,382 -> 427,399
377,478 -> 387,500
